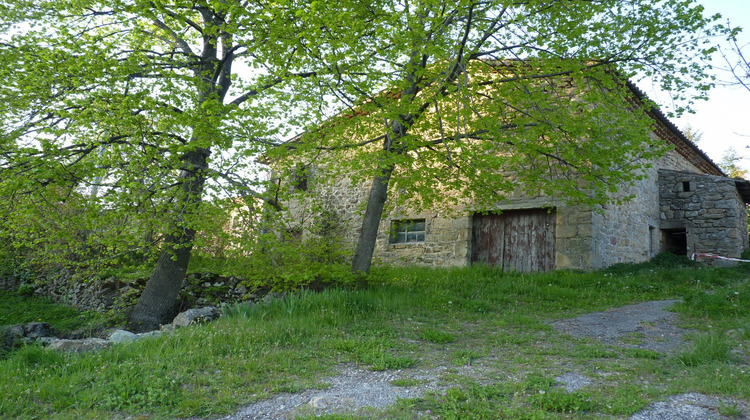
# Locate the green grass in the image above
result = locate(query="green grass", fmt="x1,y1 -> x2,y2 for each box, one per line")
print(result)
1,257 -> 749,419
0,288 -> 109,335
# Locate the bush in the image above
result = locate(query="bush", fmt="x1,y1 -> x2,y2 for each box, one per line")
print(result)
191,209 -> 358,293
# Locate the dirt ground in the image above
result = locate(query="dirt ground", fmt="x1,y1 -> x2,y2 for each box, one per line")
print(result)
212,300 -> 749,420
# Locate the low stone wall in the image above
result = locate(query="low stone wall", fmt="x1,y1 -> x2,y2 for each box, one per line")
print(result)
0,269 -> 257,315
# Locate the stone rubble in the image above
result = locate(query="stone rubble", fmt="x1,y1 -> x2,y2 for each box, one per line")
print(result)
1,306 -> 220,353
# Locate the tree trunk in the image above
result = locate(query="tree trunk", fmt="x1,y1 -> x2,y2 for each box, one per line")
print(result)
351,121 -> 408,275
351,167 -> 395,275
127,148 -> 209,332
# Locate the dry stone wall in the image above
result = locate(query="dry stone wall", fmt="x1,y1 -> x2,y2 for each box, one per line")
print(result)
659,169 -> 748,261
589,149 -> 703,268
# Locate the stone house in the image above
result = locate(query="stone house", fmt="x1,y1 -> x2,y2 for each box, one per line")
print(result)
280,83 -> 750,272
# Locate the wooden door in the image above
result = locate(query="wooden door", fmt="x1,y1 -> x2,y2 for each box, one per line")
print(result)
471,209 -> 556,272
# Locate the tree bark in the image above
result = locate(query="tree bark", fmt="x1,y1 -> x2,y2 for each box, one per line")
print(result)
351,121 -> 408,275
351,167 -> 395,275
127,148 -> 209,332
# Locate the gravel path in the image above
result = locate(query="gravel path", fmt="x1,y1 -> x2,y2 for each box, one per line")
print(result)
551,299 -> 688,354
210,300 -> 748,420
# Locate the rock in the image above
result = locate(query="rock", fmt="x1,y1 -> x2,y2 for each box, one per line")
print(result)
24,322 -> 51,339
1,325 -> 26,350
109,329 -> 138,344
47,338 -> 110,353
160,323 -> 176,333
309,396 -> 327,409
3,324 -> 25,341
37,337 -> 60,346
555,372 -> 592,392
137,330 -> 164,339
171,306 -> 221,328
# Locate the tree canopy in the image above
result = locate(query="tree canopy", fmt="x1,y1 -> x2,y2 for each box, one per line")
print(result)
0,0 -> 320,330
0,0 -> 735,321
267,0 -> 731,274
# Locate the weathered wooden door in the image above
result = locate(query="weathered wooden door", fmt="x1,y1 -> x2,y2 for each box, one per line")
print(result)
471,209 -> 556,272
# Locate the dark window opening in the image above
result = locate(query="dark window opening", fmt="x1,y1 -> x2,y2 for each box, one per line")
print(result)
661,228 -> 687,255
391,219 -> 426,243
681,181 -> 691,192
649,225 -> 655,256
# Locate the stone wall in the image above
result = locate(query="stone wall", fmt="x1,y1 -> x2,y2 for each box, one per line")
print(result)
286,171 -> 597,270
659,169 -> 749,261
283,142 -> 745,272
589,149 -> 703,268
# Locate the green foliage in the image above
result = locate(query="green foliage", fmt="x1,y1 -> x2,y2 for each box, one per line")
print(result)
192,210 -> 357,292
604,252 -> 694,275
718,400 -> 743,418
450,349 -> 484,366
719,147 -> 748,178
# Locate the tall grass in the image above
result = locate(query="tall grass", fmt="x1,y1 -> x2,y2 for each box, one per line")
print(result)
1,257 -> 749,419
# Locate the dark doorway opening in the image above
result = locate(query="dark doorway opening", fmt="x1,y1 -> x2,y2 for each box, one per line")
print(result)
661,228 -> 687,255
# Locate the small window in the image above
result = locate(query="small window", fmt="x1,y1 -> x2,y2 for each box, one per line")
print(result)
391,219 -> 426,243
682,181 -> 691,192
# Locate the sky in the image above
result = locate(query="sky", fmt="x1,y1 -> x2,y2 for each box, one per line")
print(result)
661,0 -> 750,169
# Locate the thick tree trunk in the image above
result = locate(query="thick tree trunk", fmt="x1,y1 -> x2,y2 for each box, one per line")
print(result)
127,148 -> 209,332
127,231 -> 195,332
351,167 -> 395,275
351,121 -> 409,275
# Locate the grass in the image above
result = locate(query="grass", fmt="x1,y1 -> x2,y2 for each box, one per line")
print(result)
0,288 -> 109,335
1,256 -> 749,418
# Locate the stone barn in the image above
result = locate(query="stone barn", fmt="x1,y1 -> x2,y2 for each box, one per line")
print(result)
278,84 -> 750,272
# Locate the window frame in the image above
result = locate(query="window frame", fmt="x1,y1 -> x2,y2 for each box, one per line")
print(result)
390,219 -> 426,244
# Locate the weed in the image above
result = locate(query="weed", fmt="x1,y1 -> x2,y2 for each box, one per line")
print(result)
529,389 -> 597,413
624,348 -> 661,359
718,400 -> 743,418
420,328 -> 455,344
450,349 -> 483,366
677,333 -> 732,366
2,263 -> 750,418
0,288 -> 109,335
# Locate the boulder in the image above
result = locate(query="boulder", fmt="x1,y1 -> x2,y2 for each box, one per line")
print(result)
37,337 -> 60,346
137,330 -> 164,339
1,324 -> 26,350
109,329 -> 138,344
24,322 -> 51,339
47,338 -> 109,353
171,306 -> 220,328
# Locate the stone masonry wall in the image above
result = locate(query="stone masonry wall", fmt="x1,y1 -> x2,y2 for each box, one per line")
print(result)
287,169 -> 594,270
284,146 -> 742,272
659,169 -> 748,261
590,149 -> 703,269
